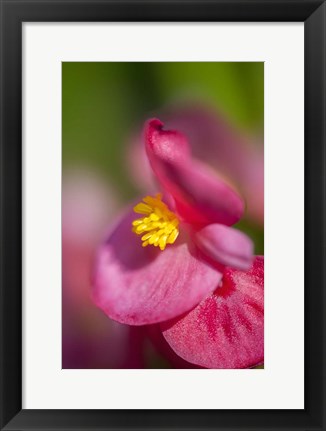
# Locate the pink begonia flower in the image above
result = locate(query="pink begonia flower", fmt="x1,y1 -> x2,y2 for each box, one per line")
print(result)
161,256 -> 264,369
127,105 -> 264,225
93,119 -> 254,326
62,170 -> 145,368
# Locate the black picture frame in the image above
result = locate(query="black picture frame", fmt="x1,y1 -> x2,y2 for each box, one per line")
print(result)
0,0 -> 325,430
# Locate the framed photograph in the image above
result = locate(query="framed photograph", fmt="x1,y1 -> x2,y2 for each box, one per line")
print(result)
0,0 -> 325,430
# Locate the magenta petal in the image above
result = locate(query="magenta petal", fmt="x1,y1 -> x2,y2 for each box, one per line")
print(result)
161,256 -> 264,368
161,160 -> 245,225
193,224 -> 253,270
146,325 -> 202,368
145,118 -> 191,166
92,208 -> 223,325
144,119 -> 244,225
165,106 -> 264,225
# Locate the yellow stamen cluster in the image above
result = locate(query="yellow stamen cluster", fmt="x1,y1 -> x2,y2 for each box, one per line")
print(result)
132,194 -> 179,251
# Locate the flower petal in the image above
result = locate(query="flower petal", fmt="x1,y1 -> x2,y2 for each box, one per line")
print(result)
92,208 -> 223,325
144,118 -> 191,165
144,119 -> 244,225
161,256 -> 264,368
193,224 -> 253,270
165,105 -> 264,225
146,324 -> 202,368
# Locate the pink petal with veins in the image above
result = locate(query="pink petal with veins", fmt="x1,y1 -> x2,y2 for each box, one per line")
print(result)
161,256 -> 264,368
92,208 -> 223,325
146,324 -> 203,368
193,224 -> 253,270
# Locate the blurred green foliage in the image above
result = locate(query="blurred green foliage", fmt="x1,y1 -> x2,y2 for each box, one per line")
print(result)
62,62 -> 264,253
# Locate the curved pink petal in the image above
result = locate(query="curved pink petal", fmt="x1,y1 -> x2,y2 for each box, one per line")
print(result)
144,119 -> 244,226
193,224 -> 253,270
165,105 -> 264,225
144,118 -> 191,165
161,256 -> 264,368
92,208 -> 223,325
